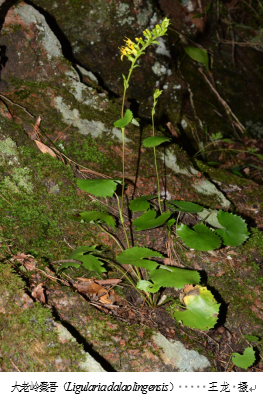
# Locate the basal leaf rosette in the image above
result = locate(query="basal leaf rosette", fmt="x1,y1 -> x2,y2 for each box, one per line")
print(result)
172,285 -> 220,330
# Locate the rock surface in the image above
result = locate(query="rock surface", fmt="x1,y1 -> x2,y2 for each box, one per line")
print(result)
0,2 -> 262,372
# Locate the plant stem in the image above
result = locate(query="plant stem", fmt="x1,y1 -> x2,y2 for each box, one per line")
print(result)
115,192 -> 130,249
96,223 -> 124,252
151,110 -> 162,213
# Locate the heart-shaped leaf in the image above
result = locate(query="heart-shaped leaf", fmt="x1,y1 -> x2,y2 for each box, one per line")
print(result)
77,179 -> 120,198
173,285 -> 220,330
176,222 -> 222,251
232,347 -> 256,369
133,210 -> 171,231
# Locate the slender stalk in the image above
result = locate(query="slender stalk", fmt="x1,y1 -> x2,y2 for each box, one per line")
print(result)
96,223 -> 124,252
99,257 -> 152,306
115,192 -> 130,249
151,105 -> 162,213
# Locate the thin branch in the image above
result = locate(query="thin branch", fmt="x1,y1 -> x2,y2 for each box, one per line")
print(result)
0,93 -> 34,118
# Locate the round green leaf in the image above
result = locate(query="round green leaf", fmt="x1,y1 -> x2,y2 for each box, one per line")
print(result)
143,136 -> 171,148
232,347 -> 256,369
173,285 -> 220,330
176,222 -> 222,251
215,211 -> 249,246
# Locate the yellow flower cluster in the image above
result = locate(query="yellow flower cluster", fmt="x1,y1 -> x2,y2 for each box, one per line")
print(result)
119,37 -> 138,61
119,18 -> 170,61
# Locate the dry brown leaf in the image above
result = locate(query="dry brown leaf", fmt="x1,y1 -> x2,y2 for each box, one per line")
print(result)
34,140 -> 56,157
31,283 -> 46,304
73,279 -> 115,304
11,252 -> 36,271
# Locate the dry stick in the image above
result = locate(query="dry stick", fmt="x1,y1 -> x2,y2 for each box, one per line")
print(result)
0,93 -> 34,118
0,193 -> 12,206
198,67 -> 245,134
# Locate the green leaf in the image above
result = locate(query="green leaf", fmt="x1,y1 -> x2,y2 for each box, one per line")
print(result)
211,132 -> 223,141
133,210 -> 171,231
244,335 -> 260,342
215,211 -> 249,246
129,195 -> 157,212
184,46 -> 209,71
207,162 -> 221,166
143,136 -> 171,148
256,153 -> 263,160
177,222 -> 222,251
167,218 -> 176,228
136,280 -> 160,293
116,246 -> 163,271
198,209 -> 225,229
232,347 -> 256,369
61,246 -> 106,275
114,109 -> 133,128
77,179 -> 120,198
149,265 -> 200,289
169,200 -> 203,213
173,285 -> 220,330
73,211 -> 116,228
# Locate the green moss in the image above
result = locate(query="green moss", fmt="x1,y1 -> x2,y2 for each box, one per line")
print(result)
0,263 -> 85,371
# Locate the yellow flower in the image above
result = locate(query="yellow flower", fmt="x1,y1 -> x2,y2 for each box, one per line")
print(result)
119,38 -> 138,60
119,46 -> 129,60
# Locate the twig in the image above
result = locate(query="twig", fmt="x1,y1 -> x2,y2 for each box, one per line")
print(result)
10,358 -> 21,372
198,67 -> 245,134
0,93 -> 34,118
0,193 -> 12,206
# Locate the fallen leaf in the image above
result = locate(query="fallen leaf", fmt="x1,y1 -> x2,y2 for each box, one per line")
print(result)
73,279 -> 115,304
35,140 -> 56,157
31,283 -> 46,304
11,252 -> 36,271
